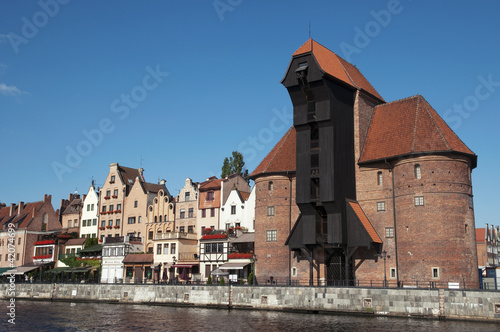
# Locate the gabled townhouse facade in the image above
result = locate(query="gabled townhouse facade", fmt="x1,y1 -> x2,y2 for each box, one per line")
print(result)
123,179 -> 169,253
98,163 -> 144,240
145,185 -> 175,253
220,186 -> 255,232
80,181 -> 99,239
175,178 -> 199,235
101,235 -> 143,283
60,193 -> 82,234
197,177 -> 222,236
0,195 -> 61,270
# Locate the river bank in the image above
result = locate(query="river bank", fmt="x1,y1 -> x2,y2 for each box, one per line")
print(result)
2,283 -> 499,322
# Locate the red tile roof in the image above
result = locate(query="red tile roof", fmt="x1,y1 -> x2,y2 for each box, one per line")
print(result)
476,228 -> 486,243
348,201 -> 382,244
359,95 -> 476,167
65,238 -> 86,246
123,253 -> 154,264
290,39 -> 384,102
118,165 -> 144,184
0,201 -> 45,229
199,178 -> 222,191
250,126 -> 296,178
240,191 -> 251,202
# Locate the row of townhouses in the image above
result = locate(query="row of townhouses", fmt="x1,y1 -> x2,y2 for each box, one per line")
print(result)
0,39 -> 496,289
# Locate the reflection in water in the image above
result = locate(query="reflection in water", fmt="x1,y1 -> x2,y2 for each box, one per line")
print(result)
1,300 -> 499,332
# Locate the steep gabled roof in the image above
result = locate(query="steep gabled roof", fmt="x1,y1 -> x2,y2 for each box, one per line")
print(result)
0,201 -> 45,229
62,198 -> 82,215
288,39 -> 384,102
118,165 -> 144,185
359,95 -> 476,167
249,126 -> 296,178
143,182 -> 169,196
199,178 -> 222,191
347,201 -> 382,244
476,228 -> 486,243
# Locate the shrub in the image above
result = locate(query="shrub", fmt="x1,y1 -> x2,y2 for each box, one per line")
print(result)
207,275 -> 212,285
219,277 -> 225,285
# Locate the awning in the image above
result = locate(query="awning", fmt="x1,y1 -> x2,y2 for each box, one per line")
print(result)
210,268 -> 229,276
47,267 -> 67,274
172,264 -> 197,268
219,262 -> 251,270
64,266 -> 95,273
2,266 -> 39,275
0,267 -> 12,275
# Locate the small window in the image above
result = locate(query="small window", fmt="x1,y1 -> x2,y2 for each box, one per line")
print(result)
180,209 -> 185,219
93,219 -> 97,226
267,206 -> 275,216
291,267 -> 297,277
138,216 -> 142,223
117,204 -> 121,211
185,192 -> 190,201
148,231 -> 153,240
171,243 -> 176,255
179,226 -> 185,233
188,208 -> 194,218
414,196 -> 424,206
377,171 -> 383,186
134,200 -> 138,208
202,209 -> 206,218
163,243 -> 169,252
432,267 -> 439,279
108,220 -> 113,226
102,206 -> 107,212
157,244 -> 162,255
110,175 -> 115,183
113,189 -> 118,196
87,204 -> 90,211
106,190 -> 111,197
268,181 -> 274,191
210,208 -> 215,217
101,220 -> 105,228
128,217 -> 136,224
390,268 -> 397,279
465,224 -> 468,234
188,225 -> 194,233
91,204 -> 94,211
206,191 -> 214,201
116,219 -> 120,226
385,227 -> 394,238
109,204 -> 114,212
231,205 -> 236,215
415,164 -> 421,179
377,201 -> 385,212
468,196 -> 473,209
266,230 -> 277,242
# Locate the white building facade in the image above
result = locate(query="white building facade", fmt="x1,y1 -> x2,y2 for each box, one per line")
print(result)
80,182 -> 99,239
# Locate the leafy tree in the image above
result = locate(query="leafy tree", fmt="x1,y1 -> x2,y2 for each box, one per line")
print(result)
84,235 -> 98,248
221,151 -> 249,181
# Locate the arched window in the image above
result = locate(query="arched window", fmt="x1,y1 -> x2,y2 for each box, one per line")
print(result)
159,215 -> 162,222
377,171 -> 383,186
268,181 -> 274,191
415,164 -> 421,179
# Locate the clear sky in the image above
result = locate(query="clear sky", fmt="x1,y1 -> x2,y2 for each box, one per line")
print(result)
0,1 -> 498,227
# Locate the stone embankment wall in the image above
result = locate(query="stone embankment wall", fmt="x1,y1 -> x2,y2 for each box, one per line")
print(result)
2,284 -> 499,321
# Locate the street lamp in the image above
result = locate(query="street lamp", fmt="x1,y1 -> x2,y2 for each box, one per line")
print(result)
377,250 -> 391,287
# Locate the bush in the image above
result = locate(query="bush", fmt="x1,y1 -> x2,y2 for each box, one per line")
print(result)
207,275 -> 212,285
219,277 -> 225,285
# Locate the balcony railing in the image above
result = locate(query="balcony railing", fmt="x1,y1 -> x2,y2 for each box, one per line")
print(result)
154,232 -> 197,240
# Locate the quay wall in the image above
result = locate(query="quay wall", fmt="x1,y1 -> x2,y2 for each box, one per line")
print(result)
2,283 -> 499,322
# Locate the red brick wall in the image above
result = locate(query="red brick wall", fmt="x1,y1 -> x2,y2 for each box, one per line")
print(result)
254,174 -> 299,284
355,155 -> 479,287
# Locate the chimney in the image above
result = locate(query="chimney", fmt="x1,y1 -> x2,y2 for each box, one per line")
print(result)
160,179 -> 166,186
9,203 -> 16,217
17,202 -> 24,215
44,194 -> 51,203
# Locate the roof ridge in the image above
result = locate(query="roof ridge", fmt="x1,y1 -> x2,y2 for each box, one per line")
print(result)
374,94 -> 422,109
334,53 -> 359,90
411,96 -> 420,152
263,128 -> 292,173
421,97 -> 452,151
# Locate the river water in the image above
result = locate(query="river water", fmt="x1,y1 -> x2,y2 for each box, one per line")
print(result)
1,300 -> 498,331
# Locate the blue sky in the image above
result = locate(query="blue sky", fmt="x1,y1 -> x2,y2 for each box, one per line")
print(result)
0,1 -> 498,227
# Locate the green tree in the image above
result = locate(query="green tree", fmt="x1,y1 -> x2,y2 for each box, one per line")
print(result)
84,235 -> 98,248
221,151 -> 249,181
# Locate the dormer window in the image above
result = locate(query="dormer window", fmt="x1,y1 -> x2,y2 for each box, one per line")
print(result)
206,191 -> 214,201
